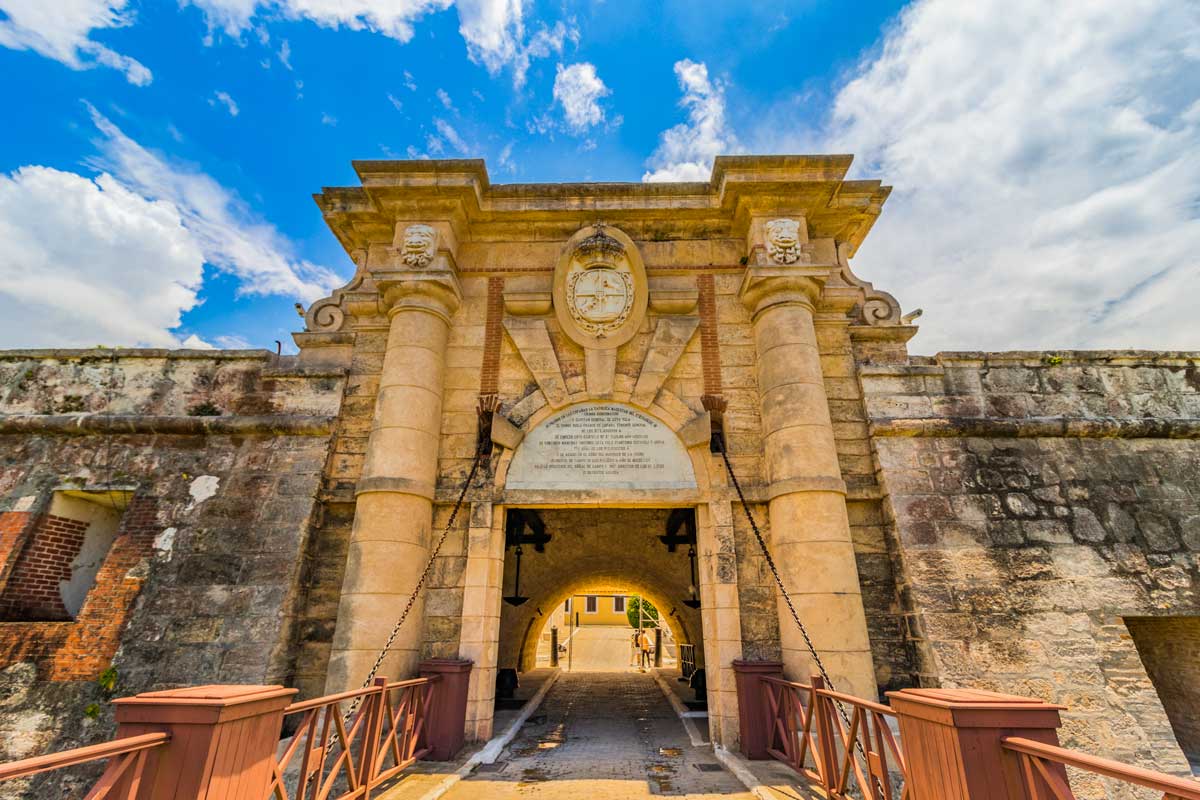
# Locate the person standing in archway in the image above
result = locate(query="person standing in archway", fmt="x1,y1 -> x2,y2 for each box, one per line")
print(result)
637,628 -> 652,671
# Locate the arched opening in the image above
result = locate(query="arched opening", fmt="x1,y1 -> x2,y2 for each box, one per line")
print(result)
528,581 -> 690,672
495,508 -> 707,711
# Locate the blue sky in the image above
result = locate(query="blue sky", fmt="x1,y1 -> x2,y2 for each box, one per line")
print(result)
0,0 -> 1197,353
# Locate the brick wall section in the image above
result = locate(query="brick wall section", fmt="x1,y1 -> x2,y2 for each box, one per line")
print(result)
480,277 -> 505,396
697,274 -> 722,395
0,511 -> 34,582
0,514 -> 90,621
0,497 -> 158,679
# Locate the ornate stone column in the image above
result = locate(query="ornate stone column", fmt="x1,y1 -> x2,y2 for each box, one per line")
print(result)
326,252 -> 462,693
739,256 -> 876,701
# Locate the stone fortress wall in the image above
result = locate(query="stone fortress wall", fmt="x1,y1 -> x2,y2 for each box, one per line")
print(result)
0,157 -> 1194,781
863,352 -> 1200,773
0,349 -> 343,770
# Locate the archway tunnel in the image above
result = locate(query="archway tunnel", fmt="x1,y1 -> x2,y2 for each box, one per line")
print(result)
496,507 -> 705,688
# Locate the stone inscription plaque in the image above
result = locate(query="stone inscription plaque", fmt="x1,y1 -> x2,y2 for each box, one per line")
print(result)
506,404 -> 696,491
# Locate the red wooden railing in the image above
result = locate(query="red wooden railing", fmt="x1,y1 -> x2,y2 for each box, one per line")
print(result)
0,659 -> 470,800
746,671 -> 1200,800
761,674 -> 909,800
1002,737 -> 1200,800
267,675 -> 438,800
0,731 -> 169,798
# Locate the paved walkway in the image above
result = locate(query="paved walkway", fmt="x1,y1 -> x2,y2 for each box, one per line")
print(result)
440,671 -> 755,799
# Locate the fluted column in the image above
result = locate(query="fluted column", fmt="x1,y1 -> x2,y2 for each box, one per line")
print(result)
326,272 -> 462,693
739,268 -> 876,700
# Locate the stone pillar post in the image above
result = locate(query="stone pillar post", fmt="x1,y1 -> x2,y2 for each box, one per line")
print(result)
888,688 -> 1067,800
111,684 -> 297,799
326,269 -> 462,693
739,266 -> 876,700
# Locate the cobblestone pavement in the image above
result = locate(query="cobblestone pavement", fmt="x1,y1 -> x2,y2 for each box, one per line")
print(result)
440,671 -> 755,799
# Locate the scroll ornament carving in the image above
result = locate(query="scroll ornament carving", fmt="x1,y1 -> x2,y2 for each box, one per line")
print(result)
765,218 -> 812,265
835,242 -> 905,326
304,249 -> 367,333
401,224 -> 438,268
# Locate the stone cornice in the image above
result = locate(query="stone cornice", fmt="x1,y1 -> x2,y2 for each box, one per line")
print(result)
0,348 -> 278,362
869,416 -> 1200,439
0,414 -> 335,436
314,155 -> 891,259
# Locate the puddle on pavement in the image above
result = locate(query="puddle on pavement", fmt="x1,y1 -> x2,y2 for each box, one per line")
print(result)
513,723 -> 567,757
658,747 -> 683,757
519,768 -> 550,784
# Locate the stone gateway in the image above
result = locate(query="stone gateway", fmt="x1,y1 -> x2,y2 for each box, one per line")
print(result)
0,156 -> 1196,782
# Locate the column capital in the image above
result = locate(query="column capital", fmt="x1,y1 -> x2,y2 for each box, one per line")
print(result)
737,265 -> 833,319
376,269 -> 463,322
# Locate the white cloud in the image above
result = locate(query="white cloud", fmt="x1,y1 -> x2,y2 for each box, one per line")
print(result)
185,0 -> 571,85
434,118 -> 471,154
186,0 -> 452,41
210,90 -> 239,116
83,106 -> 340,303
277,37 -> 291,69
497,141 -> 516,174
813,0 -> 1200,351
456,1 -> 573,87
181,334 -> 215,349
0,0 -> 151,85
0,109 -> 342,349
214,334 -> 253,348
643,60 -> 738,182
320,111 -> 337,126
387,92 -> 403,111
553,62 -> 609,134
436,87 -> 455,111
0,166 -> 203,348
403,70 -> 417,91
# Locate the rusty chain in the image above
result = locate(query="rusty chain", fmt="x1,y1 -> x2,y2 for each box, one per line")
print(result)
309,425 -> 488,785
717,442 -> 875,772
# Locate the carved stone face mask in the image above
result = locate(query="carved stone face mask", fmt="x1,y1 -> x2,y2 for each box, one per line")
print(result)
401,224 -> 437,267
765,218 -> 803,264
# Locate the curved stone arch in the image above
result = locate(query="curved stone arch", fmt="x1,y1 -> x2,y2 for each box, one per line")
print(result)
493,393 -> 713,501
508,568 -> 698,673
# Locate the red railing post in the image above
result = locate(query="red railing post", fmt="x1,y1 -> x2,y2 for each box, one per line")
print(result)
887,688 -> 1068,800
358,678 -> 387,796
732,660 -> 784,759
811,675 -> 838,792
418,658 -> 473,761
110,684 -> 297,800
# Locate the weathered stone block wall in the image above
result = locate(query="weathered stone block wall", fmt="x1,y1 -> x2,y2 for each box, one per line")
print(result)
0,350 -> 343,776
862,352 -> 1200,776
733,503 -> 780,662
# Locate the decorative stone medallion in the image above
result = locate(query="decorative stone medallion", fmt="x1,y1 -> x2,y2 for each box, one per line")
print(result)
401,224 -> 438,267
566,264 -> 635,336
553,223 -> 647,349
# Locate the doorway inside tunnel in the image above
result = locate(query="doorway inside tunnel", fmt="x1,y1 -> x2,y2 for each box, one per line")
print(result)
493,507 -> 707,715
